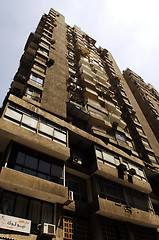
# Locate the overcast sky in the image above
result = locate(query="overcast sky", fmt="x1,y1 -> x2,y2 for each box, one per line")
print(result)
0,0 -> 159,106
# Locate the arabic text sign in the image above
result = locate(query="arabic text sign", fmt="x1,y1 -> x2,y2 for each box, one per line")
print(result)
0,214 -> 31,234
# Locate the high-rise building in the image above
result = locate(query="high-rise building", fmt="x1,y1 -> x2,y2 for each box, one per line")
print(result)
0,7 -> 159,240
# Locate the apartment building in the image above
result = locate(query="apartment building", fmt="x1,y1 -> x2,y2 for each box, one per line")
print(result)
0,7 -> 159,240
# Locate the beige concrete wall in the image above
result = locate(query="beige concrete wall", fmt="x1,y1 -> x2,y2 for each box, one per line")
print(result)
41,13 -> 69,119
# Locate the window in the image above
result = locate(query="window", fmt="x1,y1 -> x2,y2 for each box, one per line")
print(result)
26,87 -> 42,102
40,40 -> 50,49
148,153 -> 158,163
102,219 -> 128,240
63,217 -> 73,239
136,125 -> 145,134
63,217 -> 91,240
7,143 -> 64,185
66,174 -> 87,202
96,147 -> 120,168
4,103 -> 67,147
97,177 -> 153,213
115,131 -> 126,143
141,138 -> 151,148
0,190 -> 54,233
126,138 -> 133,148
38,47 -> 49,56
98,177 -> 126,205
33,62 -> 46,74
123,159 -> 147,182
35,54 -> 47,64
29,73 -> 44,86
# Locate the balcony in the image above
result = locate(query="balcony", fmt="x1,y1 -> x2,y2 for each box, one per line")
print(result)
67,101 -> 90,121
78,57 -> 90,68
0,167 -> 68,204
105,100 -> 116,112
91,126 -> 111,140
0,118 -> 70,161
109,112 -> 120,124
83,87 -> 98,102
95,161 -> 152,194
81,78 -> 96,91
88,111 -> 111,131
80,65 -> 95,82
96,197 -> 159,228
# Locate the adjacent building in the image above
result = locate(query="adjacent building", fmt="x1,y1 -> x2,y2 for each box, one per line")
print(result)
0,7 -> 159,240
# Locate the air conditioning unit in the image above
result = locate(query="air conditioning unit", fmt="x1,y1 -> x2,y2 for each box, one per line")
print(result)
72,157 -> 82,165
68,190 -> 74,201
128,168 -> 136,176
64,191 -> 74,206
41,223 -> 56,236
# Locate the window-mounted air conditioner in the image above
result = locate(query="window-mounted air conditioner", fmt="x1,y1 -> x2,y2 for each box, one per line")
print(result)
128,168 -> 136,176
68,190 -> 74,201
41,223 -> 56,236
72,156 -> 82,165
64,191 -> 74,206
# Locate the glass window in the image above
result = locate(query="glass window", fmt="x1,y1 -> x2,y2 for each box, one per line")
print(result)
51,164 -> 63,178
30,73 -> 44,86
16,152 -> 25,165
39,122 -> 54,136
38,160 -> 50,174
96,147 -> 120,167
14,195 -> 28,219
23,168 -> 36,176
22,115 -> 38,128
28,199 -> 41,224
54,130 -> 67,142
103,151 -> 114,163
5,108 -> 22,122
41,202 -> 53,224
0,191 -> 16,215
4,105 -> 67,147
38,47 -> 49,56
22,115 -> 38,129
25,155 -> 38,170
66,174 -> 87,202
96,149 -> 102,159
27,89 -> 33,98
0,190 -> 54,229
115,131 -> 126,142
63,218 -> 73,239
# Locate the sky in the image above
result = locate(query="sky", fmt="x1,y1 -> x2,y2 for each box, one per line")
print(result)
0,0 -> 159,106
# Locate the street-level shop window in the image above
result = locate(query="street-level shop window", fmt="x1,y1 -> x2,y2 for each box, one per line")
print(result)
0,190 -> 54,233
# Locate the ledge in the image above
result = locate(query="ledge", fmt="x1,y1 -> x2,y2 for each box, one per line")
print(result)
96,197 -> 159,228
0,167 -> 68,204
95,161 -> 152,194
0,119 -> 70,161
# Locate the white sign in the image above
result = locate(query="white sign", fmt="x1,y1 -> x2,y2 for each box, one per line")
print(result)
0,214 -> 31,234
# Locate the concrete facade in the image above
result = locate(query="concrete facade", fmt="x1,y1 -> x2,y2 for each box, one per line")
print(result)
0,7 -> 159,240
